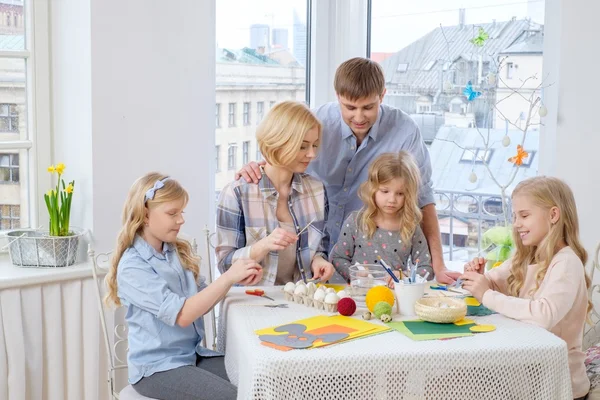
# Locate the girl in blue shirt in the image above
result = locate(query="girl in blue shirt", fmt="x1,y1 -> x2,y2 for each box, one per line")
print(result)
105,172 -> 263,400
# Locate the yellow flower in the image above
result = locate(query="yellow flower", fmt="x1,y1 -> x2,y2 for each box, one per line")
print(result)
492,261 -> 503,269
55,163 -> 65,175
47,165 -> 55,173
46,189 -> 53,197
65,184 -> 74,194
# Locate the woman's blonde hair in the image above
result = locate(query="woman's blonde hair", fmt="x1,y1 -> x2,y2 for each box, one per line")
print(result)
507,176 -> 591,315
104,172 -> 200,306
357,151 -> 422,243
256,101 -> 322,167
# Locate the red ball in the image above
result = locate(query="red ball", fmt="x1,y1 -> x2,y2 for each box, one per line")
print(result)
337,297 -> 357,316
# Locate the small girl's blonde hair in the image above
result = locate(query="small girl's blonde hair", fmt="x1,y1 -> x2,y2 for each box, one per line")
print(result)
256,101 -> 322,167
104,172 -> 199,306
507,176 -> 591,315
357,151 -> 422,243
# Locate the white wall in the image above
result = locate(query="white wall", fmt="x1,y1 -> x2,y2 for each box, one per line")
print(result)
541,0 -> 600,259
50,0 -> 216,254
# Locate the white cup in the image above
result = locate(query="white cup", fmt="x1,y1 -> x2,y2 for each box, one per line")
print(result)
393,282 -> 425,317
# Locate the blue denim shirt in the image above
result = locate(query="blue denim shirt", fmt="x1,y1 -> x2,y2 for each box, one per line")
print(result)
117,235 -> 220,384
309,102 -> 435,246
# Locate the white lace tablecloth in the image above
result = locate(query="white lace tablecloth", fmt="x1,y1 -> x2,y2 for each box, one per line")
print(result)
219,287 -> 572,400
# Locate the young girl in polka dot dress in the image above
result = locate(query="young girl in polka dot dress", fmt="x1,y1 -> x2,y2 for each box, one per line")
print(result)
330,151 -> 433,284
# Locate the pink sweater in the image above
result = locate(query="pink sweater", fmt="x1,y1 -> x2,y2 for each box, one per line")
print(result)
483,246 -> 590,398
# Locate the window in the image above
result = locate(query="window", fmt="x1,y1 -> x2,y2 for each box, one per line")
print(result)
215,0 -> 308,197
370,0 -> 546,261
0,1 -> 32,232
0,204 -> 19,230
0,104 -> 18,132
459,148 -> 493,164
417,104 -> 431,113
215,145 -> 221,172
243,102 -> 251,126
215,103 -> 221,128
506,62 -> 514,79
256,144 -> 262,161
227,144 -> 237,170
256,101 -> 264,124
242,141 -> 250,164
228,103 -> 236,127
396,63 -> 408,72
0,153 -> 19,183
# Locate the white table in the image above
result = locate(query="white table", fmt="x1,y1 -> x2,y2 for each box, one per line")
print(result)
0,257 -> 108,400
219,286 -> 573,400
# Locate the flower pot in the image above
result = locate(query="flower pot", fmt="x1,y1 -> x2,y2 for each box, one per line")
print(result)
7,229 -> 83,267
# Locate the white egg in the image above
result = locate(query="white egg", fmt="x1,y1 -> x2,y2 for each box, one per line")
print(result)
284,282 -> 296,294
296,280 -> 306,286
294,285 -> 307,295
337,290 -> 349,299
539,105 -> 548,117
313,290 -> 326,301
326,288 -> 336,294
324,293 -> 339,304
306,282 -> 317,296
502,135 -> 511,147
487,73 -> 497,85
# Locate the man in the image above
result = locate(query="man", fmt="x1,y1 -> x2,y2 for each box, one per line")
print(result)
237,57 -> 460,284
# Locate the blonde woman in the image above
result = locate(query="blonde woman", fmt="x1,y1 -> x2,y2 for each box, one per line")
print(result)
105,173 -> 263,399
330,151 -> 433,284
462,176 -> 591,400
216,101 -> 335,285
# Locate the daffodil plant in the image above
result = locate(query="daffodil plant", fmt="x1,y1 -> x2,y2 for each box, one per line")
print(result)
44,163 -> 75,236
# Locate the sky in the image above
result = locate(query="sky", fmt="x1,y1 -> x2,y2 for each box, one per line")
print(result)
216,0 -> 544,54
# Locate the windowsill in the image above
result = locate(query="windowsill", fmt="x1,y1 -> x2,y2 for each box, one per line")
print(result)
0,254 -> 105,289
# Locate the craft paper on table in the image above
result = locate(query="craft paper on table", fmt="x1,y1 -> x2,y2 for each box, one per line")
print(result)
256,315 -> 390,351
463,296 -> 497,316
387,320 -> 476,341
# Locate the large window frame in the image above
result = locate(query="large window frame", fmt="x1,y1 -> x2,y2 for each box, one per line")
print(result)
0,0 -> 51,234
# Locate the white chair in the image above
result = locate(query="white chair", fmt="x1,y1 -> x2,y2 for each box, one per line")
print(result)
90,233 -> 216,400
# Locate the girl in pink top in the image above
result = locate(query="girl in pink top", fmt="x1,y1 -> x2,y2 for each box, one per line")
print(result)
461,176 -> 591,400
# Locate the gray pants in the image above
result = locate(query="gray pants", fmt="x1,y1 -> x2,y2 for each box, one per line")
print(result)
133,355 -> 236,400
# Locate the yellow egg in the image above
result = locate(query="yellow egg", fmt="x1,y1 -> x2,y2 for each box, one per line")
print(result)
365,286 -> 395,312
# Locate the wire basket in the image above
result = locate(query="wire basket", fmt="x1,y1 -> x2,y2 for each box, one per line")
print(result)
7,229 -> 83,268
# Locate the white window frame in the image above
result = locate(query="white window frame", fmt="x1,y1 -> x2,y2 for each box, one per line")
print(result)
242,141 -> 250,165
0,0 -> 52,233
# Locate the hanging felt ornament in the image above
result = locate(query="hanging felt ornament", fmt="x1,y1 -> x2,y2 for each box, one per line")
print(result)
469,171 -> 478,183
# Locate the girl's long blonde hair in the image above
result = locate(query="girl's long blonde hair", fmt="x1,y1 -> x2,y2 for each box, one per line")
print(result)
507,176 -> 591,315
357,151 -> 422,243
104,172 -> 200,306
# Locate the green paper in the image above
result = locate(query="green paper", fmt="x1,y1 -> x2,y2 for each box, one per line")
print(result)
403,320 -> 475,335
387,321 -> 473,341
467,305 -> 495,316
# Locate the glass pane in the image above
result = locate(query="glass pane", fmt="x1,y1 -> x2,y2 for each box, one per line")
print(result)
371,0 -> 544,261
215,0 -> 308,197
0,149 -> 25,231
0,58 -> 26,139
0,1 -> 25,51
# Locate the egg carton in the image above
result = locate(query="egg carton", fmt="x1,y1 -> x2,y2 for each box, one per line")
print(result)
283,283 -> 344,313
286,293 -> 338,312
